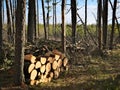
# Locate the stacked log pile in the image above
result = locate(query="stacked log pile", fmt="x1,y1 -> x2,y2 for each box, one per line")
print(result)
24,50 -> 68,85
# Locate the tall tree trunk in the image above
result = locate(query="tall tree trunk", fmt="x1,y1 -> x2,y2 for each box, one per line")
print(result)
53,0 -> 55,36
37,0 -> 40,37
102,0 -> 108,49
27,0 -> 36,43
55,0 -> 57,39
109,0 -> 120,38
61,0 -> 66,52
84,0 -> 87,38
109,0 -> 117,50
41,0 -> 47,39
97,0 -> 102,49
6,0 -> 13,43
0,0 -> 3,64
71,0 -> 77,44
14,0 -> 26,85
47,1 -> 50,39
34,0 -> 37,40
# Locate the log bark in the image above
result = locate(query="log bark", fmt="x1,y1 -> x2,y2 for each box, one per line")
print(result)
24,54 -> 36,63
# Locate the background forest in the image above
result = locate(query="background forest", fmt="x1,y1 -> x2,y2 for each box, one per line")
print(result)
0,0 -> 120,90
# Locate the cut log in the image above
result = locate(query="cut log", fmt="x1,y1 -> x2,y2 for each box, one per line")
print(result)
45,51 -> 54,57
36,80 -> 40,85
49,72 -> 54,78
57,59 -> 62,68
40,65 -> 46,73
63,57 -> 68,67
40,57 -> 47,64
47,57 -> 55,63
52,60 -> 58,70
35,61 -> 41,69
24,54 -> 36,63
54,70 -> 59,79
30,80 -> 36,85
45,62 -> 51,73
55,54 -> 60,61
28,63 -> 35,73
30,69 -> 37,80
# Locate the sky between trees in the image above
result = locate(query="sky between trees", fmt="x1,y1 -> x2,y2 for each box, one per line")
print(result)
3,0 -> 120,24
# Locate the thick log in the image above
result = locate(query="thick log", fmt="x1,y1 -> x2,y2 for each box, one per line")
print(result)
40,65 -> 46,73
54,69 -> 59,79
40,57 -> 47,64
52,60 -> 58,70
49,72 -> 54,78
57,59 -> 62,68
24,54 -> 36,63
63,57 -> 68,67
45,62 -> 51,73
35,61 -> 41,69
47,57 -> 55,63
30,69 -> 37,80
30,80 -> 36,85
28,63 -> 35,73
55,54 -> 60,61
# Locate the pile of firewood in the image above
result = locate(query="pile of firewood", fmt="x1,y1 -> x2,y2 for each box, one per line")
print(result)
24,50 -> 68,85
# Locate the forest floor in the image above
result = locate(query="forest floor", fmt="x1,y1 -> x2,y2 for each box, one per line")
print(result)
0,40 -> 120,90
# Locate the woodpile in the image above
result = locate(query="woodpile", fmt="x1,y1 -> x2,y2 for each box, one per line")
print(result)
24,50 -> 68,85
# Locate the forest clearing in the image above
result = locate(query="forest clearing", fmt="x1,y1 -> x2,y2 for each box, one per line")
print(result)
0,39 -> 120,90
0,0 -> 120,90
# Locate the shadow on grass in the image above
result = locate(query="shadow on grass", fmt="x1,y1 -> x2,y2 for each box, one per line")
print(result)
29,74 -> 120,90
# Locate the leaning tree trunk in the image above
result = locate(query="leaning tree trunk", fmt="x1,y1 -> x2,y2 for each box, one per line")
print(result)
41,0 -> 47,40
14,0 -> 26,85
71,0 -> 77,44
109,0 -> 117,50
61,0 -> 66,53
102,0 -> 108,49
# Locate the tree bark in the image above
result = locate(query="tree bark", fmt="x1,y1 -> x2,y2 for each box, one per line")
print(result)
71,0 -> 77,44
61,0 -> 66,53
109,0 -> 117,50
0,0 -> 3,64
6,0 -> 13,43
102,0 -> 108,49
97,0 -> 102,49
27,0 -> 36,43
41,0 -> 47,39
84,0 -> 87,38
14,0 -> 26,85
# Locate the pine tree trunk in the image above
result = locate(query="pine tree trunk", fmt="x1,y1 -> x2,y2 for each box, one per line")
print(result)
97,0 -> 102,49
14,0 -> 26,85
71,0 -> 77,44
102,0 -> 108,49
84,0 -> 87,38
61,0 -> 66,53
41,0 -> 47,39
109,0 -> 117,50
27,0 -> 36,43
0,0 -> 3,64
6,0 -> 13,44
